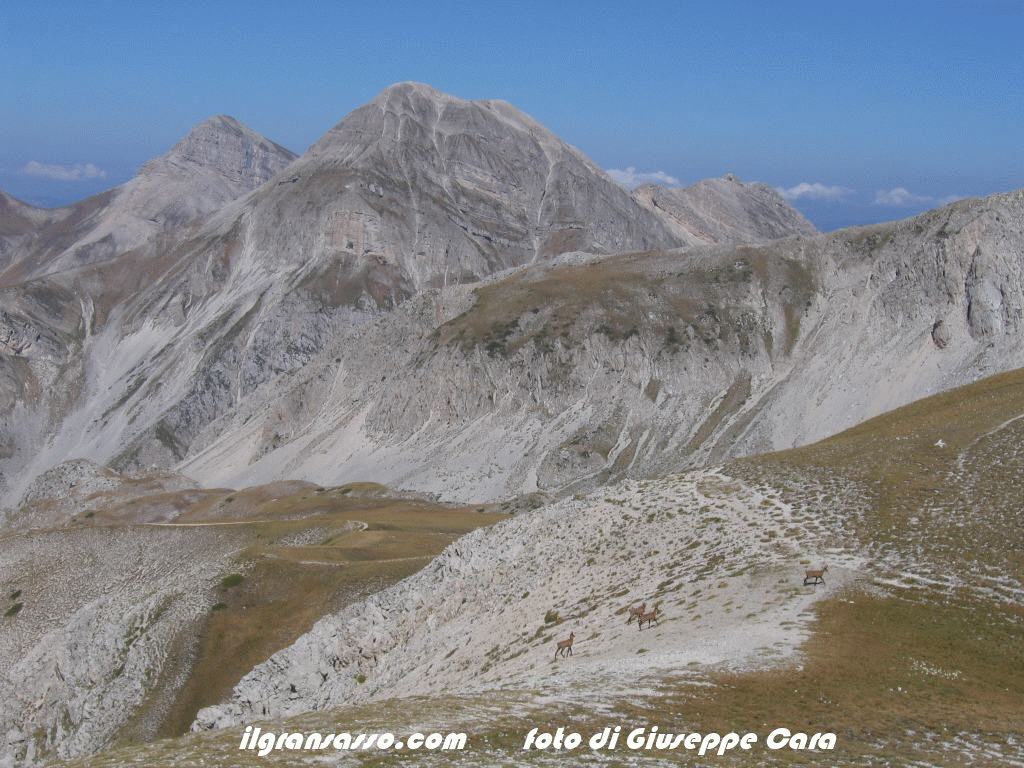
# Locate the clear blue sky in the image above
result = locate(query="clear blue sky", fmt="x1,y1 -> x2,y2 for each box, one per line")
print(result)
1,0 -> 1022,229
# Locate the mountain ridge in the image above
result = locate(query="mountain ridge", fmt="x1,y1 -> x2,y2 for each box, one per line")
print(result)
0,115 -> 296,288
633,173 -> 817,244
1,84 -> 1020,513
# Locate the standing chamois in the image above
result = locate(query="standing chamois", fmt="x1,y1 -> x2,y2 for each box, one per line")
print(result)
555,632 -> 575,658
627,601 -> 646,624
637,606 -> 659,630
803,564 -> 828,586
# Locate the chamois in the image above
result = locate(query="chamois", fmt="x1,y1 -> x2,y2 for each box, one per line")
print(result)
555,632 -> 575,658
803,564 -> 828,586
637,606 -> 659,630
627,601 -> 646,624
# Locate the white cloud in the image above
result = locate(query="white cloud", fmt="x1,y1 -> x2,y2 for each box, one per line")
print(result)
775,182 -> 851,201
872,187 -> 932,206
605,166 -> 681,188
20,161 -> 107,182
873,188 -> 969,208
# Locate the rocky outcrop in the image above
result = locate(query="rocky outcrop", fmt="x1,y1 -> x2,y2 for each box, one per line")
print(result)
0,525 -> 244,765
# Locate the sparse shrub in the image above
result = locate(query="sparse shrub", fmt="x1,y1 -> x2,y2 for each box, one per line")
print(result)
355,673 -> 366,685
211,602 -> 227,611
544,609 -> 559,624
220,573 -> 245,589
9,590 -> 21,601
5,603 -> 23,617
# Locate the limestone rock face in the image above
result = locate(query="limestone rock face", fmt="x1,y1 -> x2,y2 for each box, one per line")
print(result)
165,191 -> 1024,503
633,174 -> 817,245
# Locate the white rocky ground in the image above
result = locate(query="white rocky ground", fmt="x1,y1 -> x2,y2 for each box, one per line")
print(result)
2,459 -> 203,530
194,467 -> 862,729
0,524 -> 247,766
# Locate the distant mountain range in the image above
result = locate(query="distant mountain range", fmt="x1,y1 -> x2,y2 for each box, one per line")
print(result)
2,82 -> 1022,512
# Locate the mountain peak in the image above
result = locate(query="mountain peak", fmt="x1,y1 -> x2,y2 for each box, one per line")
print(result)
152,115 -> 296,182
376,81 -> 449,99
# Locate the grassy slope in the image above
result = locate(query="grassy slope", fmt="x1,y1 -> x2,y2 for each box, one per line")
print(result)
57,369 -> 1024,766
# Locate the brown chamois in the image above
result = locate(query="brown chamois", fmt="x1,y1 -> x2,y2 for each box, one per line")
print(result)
637,606 -> 659,630
627,601 -> 646,624
803,564 -> 828,586
555,632 -> 575,658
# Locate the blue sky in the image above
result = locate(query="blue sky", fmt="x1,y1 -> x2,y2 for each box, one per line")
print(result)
1,0 -> 1022,230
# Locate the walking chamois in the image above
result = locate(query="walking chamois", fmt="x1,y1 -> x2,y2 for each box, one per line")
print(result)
637,606 -> 659,630
555,632 -> 575,658
803,564 -> 828,586
627,601 -> 646,624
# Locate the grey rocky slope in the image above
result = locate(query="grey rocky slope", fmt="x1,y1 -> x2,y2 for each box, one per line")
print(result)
0,192 -> 54,275
179,369 -> 1023,768
193,358 -> 1024,737
3,183 -> 1024,510
159,190 -> 1024,501
632,173 -> 817,245
0,522 -> 246,766
0,116 -> 295,503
